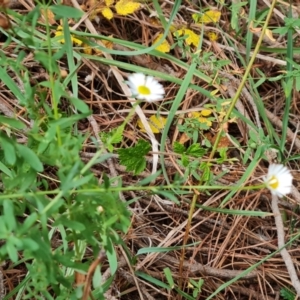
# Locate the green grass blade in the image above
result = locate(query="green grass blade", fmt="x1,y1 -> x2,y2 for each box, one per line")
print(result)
280,3 -> 293,154
246,0 -> 257,62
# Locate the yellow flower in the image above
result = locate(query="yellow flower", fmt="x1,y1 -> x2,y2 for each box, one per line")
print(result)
190,111 -> 212,127
54,25 -> 82,46
87,0 -> 113,21
200,109 -> 212,117
101,6 -> 114,19
137,115 -> 167,133
115,0 -> 140,15
206,31 -> 218,42
193,10 -> 221,24
83,44 -> 93,55
153,33 -> 170,53
174,29 -> 200,47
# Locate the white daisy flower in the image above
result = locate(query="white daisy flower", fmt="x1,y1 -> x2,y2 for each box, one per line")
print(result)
264,164 -> 293,197
127,73 -> 165,102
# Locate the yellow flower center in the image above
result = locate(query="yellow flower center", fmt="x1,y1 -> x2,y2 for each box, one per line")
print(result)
268,175 -> 279,189
138,85 -> 151,95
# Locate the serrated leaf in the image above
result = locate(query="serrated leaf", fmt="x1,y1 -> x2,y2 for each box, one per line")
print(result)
186,144 -> 206,157
280,287 -> 295,300
110,126 -> 124,144
173,141 -> 185,154
118,140 -> 151,175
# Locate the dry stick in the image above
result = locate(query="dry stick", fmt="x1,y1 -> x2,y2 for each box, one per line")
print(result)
271,194 -> 300,296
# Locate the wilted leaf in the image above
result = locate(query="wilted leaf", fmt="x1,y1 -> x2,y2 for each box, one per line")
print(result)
40,8 -> 56,25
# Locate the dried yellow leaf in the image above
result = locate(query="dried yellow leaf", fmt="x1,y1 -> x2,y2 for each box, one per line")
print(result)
137,115 -> 167,133
249,21 -> 261,33
153,33 -> 170,53
174,29 -> 200,47
115,0 -> 140,15
40,8 -> 55,25
60,69 -> 68,78
195,10 -> 221,23
265,29 -> 276,42
101,7 -> 114,20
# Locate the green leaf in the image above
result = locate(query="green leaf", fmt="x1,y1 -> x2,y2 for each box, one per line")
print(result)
54,217 -> 86,231
186,144 -> 206,157
69,97 -> 90,113
155,190 -> 179,204
6,241 -> 18,262
22,238 -> 39,251
0,116 -> 25,129
0,161 -> 12,177
118,139 -> 151,175
280,287 -> 295,300
0,135 -> 16,165
21,213 -> 38,232
3,200 -> 16,231
92,265 -> 102,289
16,144 -> 44,172
110,125 -> 124,144
135,271 -> 170,289
173,141 -> 185,154
137,171 -> 161,186
181,154 -> 189,167
163,268 -> 174,288
49,5 -> 84,19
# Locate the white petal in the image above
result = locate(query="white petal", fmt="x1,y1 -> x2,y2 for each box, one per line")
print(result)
126,73 -> 165,102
